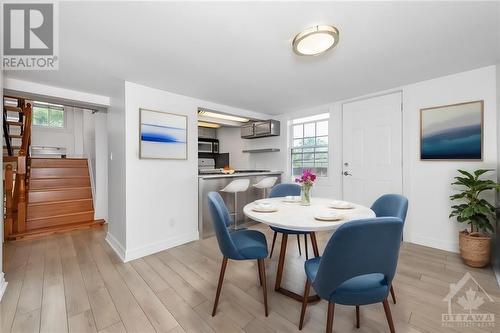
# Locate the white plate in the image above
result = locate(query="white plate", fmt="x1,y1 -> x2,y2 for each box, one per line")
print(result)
252,206 -> 278,213
282,196 -> 301,203
314,211 -> 343,221
328,200 -> 354,209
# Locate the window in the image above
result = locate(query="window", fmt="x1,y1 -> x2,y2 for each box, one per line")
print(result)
32,102 -> 65,128
291,113 -> 329,177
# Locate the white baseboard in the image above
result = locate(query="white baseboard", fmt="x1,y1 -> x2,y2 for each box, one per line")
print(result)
0,272 -> 8,301
408,234 -> 459,253
105,231 -> 199,263
105,232 -> 126,262
123,231 -> 199,262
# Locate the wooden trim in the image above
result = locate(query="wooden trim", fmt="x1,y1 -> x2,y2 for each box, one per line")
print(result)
419,100 -> 484,161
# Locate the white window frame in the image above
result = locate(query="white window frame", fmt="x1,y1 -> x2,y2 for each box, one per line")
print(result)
290,113 -> 330,179
32,101 -> 66,129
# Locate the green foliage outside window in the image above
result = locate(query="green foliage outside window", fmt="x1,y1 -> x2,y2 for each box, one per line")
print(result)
33,103 -> 65,128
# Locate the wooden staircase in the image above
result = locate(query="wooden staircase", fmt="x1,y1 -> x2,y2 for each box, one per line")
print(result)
3,96 -> 104,241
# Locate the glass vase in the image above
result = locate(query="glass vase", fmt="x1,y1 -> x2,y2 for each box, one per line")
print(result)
301,185 -> 311,206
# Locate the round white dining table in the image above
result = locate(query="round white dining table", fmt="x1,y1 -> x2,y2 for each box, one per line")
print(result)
243,197 -> 375,302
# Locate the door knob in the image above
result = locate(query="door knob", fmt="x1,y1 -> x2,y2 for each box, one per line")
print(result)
343,171 -> 352,176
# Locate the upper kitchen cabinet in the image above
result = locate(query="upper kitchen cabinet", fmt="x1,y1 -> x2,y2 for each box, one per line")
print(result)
198,126 -> 217,139
241,120 -> 280,139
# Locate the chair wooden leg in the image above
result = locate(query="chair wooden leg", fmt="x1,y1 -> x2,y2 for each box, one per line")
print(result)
356,305 -> 360,328
326,302 -> 335,333
299,280 -> 311,330
382,299 -> 395,333
274,233 -> 288,290
212,257 -> 228,316
304,234 -> 309,260
258,259 -> 269,316
297,234 -> 302,255
390,285 -> 396,304
269,231 -> 277,258
257,260 -> 263,286
310,232 -> 320,257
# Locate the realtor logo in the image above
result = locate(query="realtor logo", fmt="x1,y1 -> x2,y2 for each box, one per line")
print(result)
2,2 -> 59,70
442,272 -> 495,328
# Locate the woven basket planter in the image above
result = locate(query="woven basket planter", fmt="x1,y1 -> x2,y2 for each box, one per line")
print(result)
458,231 -> 491,268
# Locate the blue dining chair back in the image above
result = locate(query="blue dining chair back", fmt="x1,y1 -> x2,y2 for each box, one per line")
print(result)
313,217 -> 404,302
269,183 -> 301,198
267,183 -> 309,259
299,217 -> 403,333
371,194 -> 408,223
207,191 -> 242,260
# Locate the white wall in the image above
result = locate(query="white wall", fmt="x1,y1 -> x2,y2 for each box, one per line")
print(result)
495,64 -> 500,276
94,111 -> 109,221
0,51 -> 6,301
277,66 -> 498,253
120,81 -> 272,261
105,82 -> 127,258
402,66 -> 497,252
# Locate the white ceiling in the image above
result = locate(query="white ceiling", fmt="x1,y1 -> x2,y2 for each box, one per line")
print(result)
6,1 -> 500,114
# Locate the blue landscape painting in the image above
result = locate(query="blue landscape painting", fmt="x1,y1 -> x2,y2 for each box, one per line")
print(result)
140,109 -> 187,159
421,101 -> 482,160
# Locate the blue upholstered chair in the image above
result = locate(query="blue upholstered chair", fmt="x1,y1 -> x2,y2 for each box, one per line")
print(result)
268,183 -> 312,259
371,194 -> 409,304
299,217 -> 404,333
207,191 -> 269,316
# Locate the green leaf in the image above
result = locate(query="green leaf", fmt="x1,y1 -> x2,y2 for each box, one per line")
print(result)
457,169 -> 474,180
473,169 -> 493,178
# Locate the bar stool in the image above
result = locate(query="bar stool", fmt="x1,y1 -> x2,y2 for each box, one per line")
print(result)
253,176 -> 278,198
220,178 -> 250,230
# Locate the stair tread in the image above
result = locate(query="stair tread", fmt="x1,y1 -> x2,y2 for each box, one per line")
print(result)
28,197 -> 93,206
27,210 -> 95,221
9,220 -> 105,241
3,145 -> 21,149
9,134 -> 22,138
4,106 -> 23,112
6,121 -> 23,126
28,186 -> 92,192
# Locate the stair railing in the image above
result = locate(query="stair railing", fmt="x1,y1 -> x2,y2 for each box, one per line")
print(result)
7,102 -> 32,237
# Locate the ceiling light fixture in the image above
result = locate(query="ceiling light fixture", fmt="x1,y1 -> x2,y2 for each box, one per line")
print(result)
292,25 -> 339,56
198,121 -> 221,128
198,109 -> 249,123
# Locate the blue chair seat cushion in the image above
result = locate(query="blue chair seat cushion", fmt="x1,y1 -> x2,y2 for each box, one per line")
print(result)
230,230 -> 268,259
270,226 -> 309,235
305,257 -> 389,306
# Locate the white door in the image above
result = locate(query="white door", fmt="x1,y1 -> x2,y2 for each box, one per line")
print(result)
342,92 -> 402,207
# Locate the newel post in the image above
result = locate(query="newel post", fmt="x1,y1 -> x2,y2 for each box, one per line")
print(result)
15,150 -> 27,234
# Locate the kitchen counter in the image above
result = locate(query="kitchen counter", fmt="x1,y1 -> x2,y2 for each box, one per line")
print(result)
198,171 -> 283,238
198,170 -> 283,179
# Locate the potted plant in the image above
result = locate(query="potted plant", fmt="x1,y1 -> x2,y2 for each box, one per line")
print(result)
295,169 -> 316,206
449,169 -> 499,267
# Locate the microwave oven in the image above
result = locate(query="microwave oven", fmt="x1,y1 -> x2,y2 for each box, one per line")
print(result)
198,139 -> 219,154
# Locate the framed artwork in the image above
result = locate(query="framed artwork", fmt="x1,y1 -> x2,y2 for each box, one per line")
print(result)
420,100 -> 483,160
139,108 -> 188,160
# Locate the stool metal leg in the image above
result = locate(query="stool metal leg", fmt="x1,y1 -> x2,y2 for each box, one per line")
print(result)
234,192 -> 238,229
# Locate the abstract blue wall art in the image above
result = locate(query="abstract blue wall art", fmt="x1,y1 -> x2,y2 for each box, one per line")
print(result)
420,101 -> 483,160
139,109 -> 187,159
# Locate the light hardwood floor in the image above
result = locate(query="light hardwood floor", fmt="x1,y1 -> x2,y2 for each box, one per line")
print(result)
1,225 -> 499,333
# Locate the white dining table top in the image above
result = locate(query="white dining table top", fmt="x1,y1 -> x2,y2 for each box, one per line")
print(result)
243,197 -> 376,232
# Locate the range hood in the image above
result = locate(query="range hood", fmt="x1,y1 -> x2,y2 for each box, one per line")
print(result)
241,120 -> 280,139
